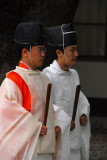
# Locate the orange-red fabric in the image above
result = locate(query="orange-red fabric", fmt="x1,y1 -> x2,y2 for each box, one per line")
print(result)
7,71 -> 31,112
19,61 -> 30,70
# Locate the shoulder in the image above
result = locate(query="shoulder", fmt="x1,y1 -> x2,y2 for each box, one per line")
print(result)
43,67 -> 52,73
40,70 -> 52,83
69,69 -> 80,83
69,69 -> 79,77
42,67 -> 54,82
69,68 -> 78,74
6,70 -> 23,84
6,70 -> 29,92
43,67 -> 53,75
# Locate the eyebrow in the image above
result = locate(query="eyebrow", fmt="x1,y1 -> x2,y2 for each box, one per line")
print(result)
38,46 -> 45,48
70,46 -> 77,49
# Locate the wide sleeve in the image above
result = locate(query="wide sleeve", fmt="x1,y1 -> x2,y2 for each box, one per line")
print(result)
71,69 -> 91,160
0,78 -> 42,160
78,91 -> 91,160
79,91 -> 90,116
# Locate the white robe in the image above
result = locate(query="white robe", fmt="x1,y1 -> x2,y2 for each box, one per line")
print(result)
43,60 -> 91,160
0,66 -> 61,160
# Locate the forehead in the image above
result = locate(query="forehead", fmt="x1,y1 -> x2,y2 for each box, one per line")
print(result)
66,45 -> 78,49
32,45 -> 45,49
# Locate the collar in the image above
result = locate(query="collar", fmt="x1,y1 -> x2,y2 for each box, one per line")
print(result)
50,60 -> 71,75
19,61 -> 31,70
17,61 -> 40,75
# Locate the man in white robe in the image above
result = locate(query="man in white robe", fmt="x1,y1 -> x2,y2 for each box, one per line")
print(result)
43,23 -> 91,160
0,22 -> 61,160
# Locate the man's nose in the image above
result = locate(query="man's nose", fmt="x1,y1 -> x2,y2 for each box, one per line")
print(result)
75,50 -> 79,57
41,51 -> 45,57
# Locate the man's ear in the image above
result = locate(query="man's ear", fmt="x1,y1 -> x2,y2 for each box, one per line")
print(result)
22,48 -> 29,57
56,49 -> 63,57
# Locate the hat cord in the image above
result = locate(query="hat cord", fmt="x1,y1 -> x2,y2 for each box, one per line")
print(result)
29,45 -> 37,69
61,24 -> 69,68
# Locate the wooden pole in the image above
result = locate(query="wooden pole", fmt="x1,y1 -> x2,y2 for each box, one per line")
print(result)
43,83 -> 52,126
72,85 -> 81,122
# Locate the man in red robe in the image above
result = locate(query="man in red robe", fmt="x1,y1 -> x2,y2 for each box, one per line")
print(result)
0,22 -> 61,160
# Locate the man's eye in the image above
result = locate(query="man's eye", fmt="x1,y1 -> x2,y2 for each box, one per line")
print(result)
70,49 -> 75,52
70,48 -> 78,52
39,48 -> 43,51
43,48 -> 46,53
39,48 -> 46,53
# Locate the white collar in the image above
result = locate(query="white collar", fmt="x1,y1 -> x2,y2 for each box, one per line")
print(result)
50,60 -> 71,75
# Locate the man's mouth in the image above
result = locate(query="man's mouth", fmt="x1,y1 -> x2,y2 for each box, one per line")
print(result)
40,59 -> 44,61
73,58 -> 77,61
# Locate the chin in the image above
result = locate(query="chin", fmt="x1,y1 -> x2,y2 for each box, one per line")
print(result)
73,63 -> 77,66
37,62 -> 44,67
69,63 -> 76,67
37,65 -> 43,68
72,61 -> 77,66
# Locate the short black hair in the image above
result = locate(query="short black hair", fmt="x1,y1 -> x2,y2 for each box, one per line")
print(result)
15,44 -> 32,63
46,44 -> 64,60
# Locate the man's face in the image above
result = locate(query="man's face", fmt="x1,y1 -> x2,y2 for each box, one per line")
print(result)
28,45 -> 45,68
63,45 -> 79,67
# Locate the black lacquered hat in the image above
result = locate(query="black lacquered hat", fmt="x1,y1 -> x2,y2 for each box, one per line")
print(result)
14,22 -> 44,45
45,23 -> 77,47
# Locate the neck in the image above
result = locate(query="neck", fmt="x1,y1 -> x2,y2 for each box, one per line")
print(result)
57,59 -> 69,71
20,59 -> 36,70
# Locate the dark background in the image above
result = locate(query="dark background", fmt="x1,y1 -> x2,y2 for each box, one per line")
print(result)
0,0 -> 79,70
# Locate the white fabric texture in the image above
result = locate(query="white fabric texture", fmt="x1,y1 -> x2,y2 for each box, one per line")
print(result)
70,149 -> 81,160
0,66 -> 61,160
37,154 -> 54,160
43,60 -> 91,160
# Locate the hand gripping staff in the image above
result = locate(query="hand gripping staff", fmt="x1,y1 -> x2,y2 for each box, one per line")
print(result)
72,85 -> 81,122
43,83 -> 52,126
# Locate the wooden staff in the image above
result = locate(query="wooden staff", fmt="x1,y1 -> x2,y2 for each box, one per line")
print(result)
43,83 -> 52,126
72,85 -> 81,122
